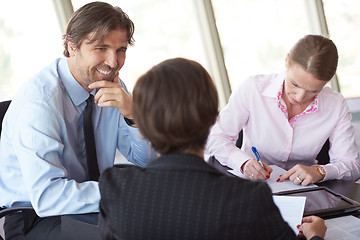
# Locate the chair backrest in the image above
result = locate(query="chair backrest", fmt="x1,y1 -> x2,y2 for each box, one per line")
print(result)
235,130 -> 243,149
0,100 -> 34,240
316,139 -> 330,165
0,100 -> 11,136
0,101 -> 11,240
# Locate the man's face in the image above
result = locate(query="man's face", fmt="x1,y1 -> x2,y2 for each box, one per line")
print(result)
68,29 -> 129,91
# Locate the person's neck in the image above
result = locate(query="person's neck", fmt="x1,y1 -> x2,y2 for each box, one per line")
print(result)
281,85 -> 314,119
179,149 -> 204,159
282,94 -> 313,119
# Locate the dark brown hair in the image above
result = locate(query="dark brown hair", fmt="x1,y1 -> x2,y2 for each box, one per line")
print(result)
63,1 -> 135,57
289,34 -> 338,81
133,58 -> 219,154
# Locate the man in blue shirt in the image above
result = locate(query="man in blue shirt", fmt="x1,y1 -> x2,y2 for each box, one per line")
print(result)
0,2 -> 155,239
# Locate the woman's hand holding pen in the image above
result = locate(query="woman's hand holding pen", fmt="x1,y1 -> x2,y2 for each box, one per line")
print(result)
241,159 -> 272,180
276,164 -> 324,186
242,146 -> 272,180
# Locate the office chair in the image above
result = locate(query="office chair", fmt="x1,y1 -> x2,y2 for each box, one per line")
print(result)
209,129 -> 330,168
0,100 -> 33,240
0,101 -> 11,136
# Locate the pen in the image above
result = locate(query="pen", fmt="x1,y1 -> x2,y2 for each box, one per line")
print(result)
251,146 -> 264,168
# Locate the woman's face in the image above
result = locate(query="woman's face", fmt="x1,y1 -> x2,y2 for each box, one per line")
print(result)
283,60 -> 328,107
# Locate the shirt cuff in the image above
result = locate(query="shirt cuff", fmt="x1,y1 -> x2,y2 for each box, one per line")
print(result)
124,117 -> 135,127
321,164 -> 338,181
227,149 -> 253,172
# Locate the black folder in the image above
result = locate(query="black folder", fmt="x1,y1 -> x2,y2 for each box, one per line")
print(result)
274,186 -> 360,219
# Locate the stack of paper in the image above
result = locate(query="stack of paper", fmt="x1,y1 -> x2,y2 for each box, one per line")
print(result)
324,215 -> 360,240
228,165 -> 317,193
273,195 -> 306,234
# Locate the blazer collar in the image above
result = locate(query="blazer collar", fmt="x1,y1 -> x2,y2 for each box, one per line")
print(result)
146,153 -> 222,175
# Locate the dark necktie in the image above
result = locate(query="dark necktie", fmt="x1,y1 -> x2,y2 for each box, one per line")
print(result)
83,95 -> 100,181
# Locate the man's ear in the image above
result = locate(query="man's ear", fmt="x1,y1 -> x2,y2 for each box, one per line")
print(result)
67,41 -> 77,57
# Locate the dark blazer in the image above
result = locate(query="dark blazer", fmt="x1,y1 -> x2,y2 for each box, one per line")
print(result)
98,153 -> 296,240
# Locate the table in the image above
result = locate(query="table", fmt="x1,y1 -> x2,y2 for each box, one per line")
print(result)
62,157 -> 360,239
207,156 -> 360,203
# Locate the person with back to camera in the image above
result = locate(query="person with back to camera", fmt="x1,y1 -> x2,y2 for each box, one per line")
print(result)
0,2 -> 155,239
98,57 -> 327,240
207,34 -> 360,186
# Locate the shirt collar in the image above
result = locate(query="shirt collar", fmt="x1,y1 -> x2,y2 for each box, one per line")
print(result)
262,71 -> 286,98
262,71 -> 321,111
58,57 -> 91,106
268,71 -> 320,127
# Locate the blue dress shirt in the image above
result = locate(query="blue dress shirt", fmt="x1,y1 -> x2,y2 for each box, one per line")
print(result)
0,58 -> 156,217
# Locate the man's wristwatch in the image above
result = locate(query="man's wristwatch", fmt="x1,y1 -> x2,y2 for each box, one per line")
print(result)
314,165 -> 326,181
124,117 -> 135,127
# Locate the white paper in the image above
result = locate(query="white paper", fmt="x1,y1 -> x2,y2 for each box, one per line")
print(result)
324,215 -> 360,240
228,165 -> 317,193
273,195 -> 306,234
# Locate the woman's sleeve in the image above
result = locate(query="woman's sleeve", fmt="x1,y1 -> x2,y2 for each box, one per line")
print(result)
325,98 -> 360,181
206,77 -> 254,171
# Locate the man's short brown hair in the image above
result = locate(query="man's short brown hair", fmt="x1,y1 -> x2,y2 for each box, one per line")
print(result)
133,58 -> 219,154
63,1 -> 135,57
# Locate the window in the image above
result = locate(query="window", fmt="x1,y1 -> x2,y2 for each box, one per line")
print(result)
72,0 -> 208,91
323,0 -> 360,98
1,0 -> 358,102
71,0 -> 209,163
0,0 -> 63,101
212,0 -> 311,91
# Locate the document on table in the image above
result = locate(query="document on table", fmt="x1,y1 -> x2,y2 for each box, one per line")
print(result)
273,195 -> 306,234
324,215 -> 360,240
228,165 -> 317,193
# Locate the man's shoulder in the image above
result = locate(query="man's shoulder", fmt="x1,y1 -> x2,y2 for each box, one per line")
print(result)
15,58 -> 64,103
